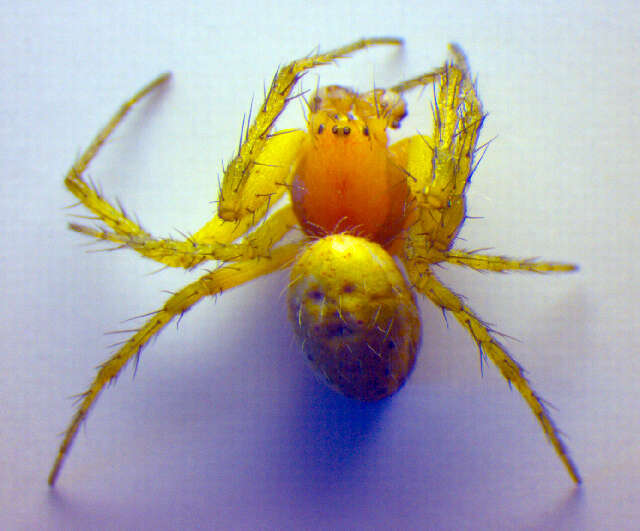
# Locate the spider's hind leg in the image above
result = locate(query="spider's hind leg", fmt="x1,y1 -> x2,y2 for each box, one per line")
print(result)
406,266 -> 581,484
48,242 -> 301,486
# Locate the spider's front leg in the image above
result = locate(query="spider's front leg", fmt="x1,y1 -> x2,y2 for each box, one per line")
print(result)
48,242 -> 301,486
65,73 -> 301,268
68,38 -> 404,269
401,47 -> 485,260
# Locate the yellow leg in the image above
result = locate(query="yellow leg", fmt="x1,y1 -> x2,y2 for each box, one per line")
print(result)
399,52 -> 486,267
48,242 -> 301,486
444,251 -> 578,273
407,265 -> 581,484
65,73 -> 171,242
403,46 -> 483,202
186,128 -> 306,246
66,71 -> 305,267
389,67 -> 446,95
71,204 -> 300,268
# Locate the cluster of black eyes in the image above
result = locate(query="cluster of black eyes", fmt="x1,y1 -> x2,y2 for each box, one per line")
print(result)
317,123 -> 369,136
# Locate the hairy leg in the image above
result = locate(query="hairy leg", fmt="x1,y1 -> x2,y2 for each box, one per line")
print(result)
444,250 -> 577,273
72,204 -> 300,268
65,73 -> 303,267
406,265 -> 581,483
48,242 -> 301,485
65,73 -> 171,242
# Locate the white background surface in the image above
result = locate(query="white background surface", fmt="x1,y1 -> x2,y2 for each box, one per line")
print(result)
1,1 -> 638,529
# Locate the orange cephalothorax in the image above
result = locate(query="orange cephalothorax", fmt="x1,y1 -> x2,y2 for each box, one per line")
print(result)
290,85 -> 411,249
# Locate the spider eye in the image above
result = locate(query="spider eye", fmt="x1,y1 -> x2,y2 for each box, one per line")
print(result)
317,124 -> 325,134
343,126 -> 351,135
331,125 -> 339,134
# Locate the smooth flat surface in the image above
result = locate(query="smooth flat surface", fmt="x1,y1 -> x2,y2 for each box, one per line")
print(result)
1,2 -> 638,529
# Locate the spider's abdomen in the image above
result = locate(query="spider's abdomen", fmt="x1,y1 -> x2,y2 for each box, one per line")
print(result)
288,234 -> 421,401
290,112 -> 410,249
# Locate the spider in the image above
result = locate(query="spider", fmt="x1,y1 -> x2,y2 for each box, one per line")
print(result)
49,37 -> 581,485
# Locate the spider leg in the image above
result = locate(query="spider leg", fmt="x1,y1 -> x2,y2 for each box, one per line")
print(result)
65,71 -> 304,268
402,44 -> 483,202
425,59 -> 484,203
388,67 -> 446,95
406,265 -> 581,483
397,52 -> 485,264
65,73 -> 170,243
72,204 -> 301,268
48,242 -> 301,486
444,251 -> 578,273
194,129 -> 305,246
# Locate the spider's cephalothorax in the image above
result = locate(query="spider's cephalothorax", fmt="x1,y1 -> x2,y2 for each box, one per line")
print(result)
51,38 -> 581,486
291,85 -> 411,249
